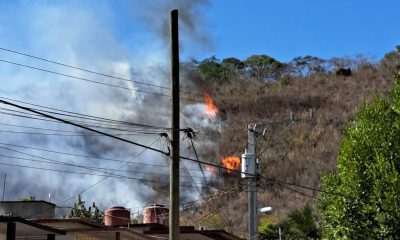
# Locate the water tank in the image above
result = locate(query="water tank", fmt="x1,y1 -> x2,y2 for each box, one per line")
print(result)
143,204 -> 169,225
104,206 -> 130,227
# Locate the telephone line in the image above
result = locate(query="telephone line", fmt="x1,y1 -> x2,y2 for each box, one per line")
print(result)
0,47 -> 203,97
0,97 -> 250,179
0,129 -> 157,137
0,142 -> 218,173
0,110 -> 166,133
0,60 -> 203,102
0,155 -> 210,181
0,96 -> 173,130
0,98 -> 169,156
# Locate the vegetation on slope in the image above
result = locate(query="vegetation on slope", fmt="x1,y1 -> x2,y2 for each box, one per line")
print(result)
180,46 -> 400,237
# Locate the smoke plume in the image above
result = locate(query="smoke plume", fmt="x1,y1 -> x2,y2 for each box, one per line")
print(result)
0,0 -> 218,215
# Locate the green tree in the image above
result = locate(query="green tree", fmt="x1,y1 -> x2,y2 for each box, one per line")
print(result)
381,46 -> 400,73
282,205 -> 321,239
259,205 -> 320,240
198,56 -> 230,84
244,54 -> 284,81
258,218 -> 279,239
221,57 -> 244,73
69,194 -> 104,223
290,56 -> 326,76
318,75 -> 400,239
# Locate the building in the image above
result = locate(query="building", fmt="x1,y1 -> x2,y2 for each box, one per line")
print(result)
0,201 -> 55,219
129,223 -> 243,240
0,216 -> 65,240
34,218 -> 154,240
1,201 -> 243,240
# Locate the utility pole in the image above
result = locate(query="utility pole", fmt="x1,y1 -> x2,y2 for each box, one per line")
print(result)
241,123 -> 259,240
241,110 -> 313,240
169,9 -> 180,240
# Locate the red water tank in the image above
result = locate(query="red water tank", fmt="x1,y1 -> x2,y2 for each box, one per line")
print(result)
104,206 -> 130,227
143,204 -> 169,225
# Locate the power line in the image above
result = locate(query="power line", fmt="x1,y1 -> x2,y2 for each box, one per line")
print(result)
0,162 -> 203,187
0,98 -> 169,156
180,181 -> 245,210
0,107 -> 166,133
0,145 -> 171,183
23,138 -> 161,219
0,96 -> 172,130
193,187 -> 246,226
0,129 -> 156,137
0,109 -> 165,134
261,176 -> 349,198
0,121 -> 150,135
0,97 -> 252,181
0,47 -> 203,97
180,159 -> 204,202
0,142 -> 214,173
187,136 -> 214,197
0,154 -> 210,180
262,179 -> 318,200
0,60 -> 203,102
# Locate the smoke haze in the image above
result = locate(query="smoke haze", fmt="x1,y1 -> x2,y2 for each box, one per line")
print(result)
0,0 -> 218,215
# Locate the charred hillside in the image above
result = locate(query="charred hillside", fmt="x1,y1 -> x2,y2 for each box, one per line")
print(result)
181,48 -> 400,236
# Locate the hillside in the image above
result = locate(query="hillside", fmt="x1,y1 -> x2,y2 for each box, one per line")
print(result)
180,49 -> 399,237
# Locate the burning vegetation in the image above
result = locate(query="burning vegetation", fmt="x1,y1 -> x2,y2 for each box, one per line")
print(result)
203,91 -> 218,118
221,156 -> 241,172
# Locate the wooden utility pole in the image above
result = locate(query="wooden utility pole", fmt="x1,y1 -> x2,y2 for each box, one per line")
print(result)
169,9 -> 180,240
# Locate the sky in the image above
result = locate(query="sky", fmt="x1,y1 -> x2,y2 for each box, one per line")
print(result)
207,0 -> 400,61
99,0 -> 400,62
0,0 -> 399,210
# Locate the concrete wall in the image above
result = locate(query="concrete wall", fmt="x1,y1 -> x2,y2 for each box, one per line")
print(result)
0,201 -> 55,219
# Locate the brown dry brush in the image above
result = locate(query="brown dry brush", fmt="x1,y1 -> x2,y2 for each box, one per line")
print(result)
182,57 -> 395,236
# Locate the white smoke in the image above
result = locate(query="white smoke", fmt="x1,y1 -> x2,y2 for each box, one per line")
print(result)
0,0 -> 217,214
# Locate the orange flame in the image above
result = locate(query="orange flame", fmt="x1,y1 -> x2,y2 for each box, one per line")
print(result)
221,156 -> 241,173
203,92 -> 218,118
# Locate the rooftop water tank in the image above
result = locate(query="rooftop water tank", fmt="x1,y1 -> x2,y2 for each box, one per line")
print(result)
104,206 -> 130,227
143,204 -> 169,225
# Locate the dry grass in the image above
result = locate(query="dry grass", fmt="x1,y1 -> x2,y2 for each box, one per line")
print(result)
184,62 -> 395,236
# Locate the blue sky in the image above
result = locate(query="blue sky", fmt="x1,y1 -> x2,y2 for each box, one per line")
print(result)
1,0 -> 399,63
206,0 -> 400,62
108,0 -> 400,62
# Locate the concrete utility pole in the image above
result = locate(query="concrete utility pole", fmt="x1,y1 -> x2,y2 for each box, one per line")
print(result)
241,123 -> 259,240
169,9 -> 180,240
241,110 -> 313,240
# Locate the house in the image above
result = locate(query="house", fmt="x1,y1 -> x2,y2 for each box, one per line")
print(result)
129,223 -> 243,240
1,201 -> 243,240
0,216 -> 65,240
0,200 -> 55,219
35,219 -> 243,240
34,218 -> 154,240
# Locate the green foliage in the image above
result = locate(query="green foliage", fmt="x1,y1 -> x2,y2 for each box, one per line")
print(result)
318,75 -> 400,239
244,54 -> 284,81
198,56 -> 231,84
258,218 -> 279,239
381,46 -> 400,73
290,56 -> 326,76
221,57 -> 244,72
69,194 -> 104,224
259,205 -> 321,240
283,205 -> 321,239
